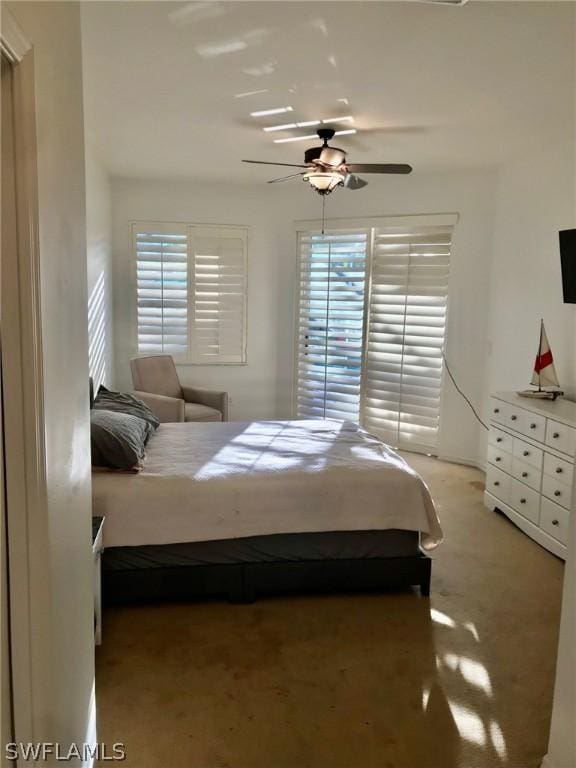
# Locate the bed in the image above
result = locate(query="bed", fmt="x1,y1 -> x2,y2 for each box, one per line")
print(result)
92,419 -> 442,604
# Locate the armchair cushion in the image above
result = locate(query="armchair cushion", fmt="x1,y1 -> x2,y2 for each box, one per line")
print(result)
184,403 -> 222,422
181,385 -> 229,421
133,391 -> 185,423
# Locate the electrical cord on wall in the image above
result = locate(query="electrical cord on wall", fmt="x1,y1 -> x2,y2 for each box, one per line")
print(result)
442,351 -> 489,431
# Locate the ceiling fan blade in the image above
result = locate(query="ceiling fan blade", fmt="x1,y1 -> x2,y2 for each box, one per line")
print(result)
268,171 -> 306,184
346,163 -> 413,175
343,174 -> 368,190
243,160 -> 308,169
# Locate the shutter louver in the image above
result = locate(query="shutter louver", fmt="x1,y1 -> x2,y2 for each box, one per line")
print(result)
135,227 -> 188,356
363,226 -> 451,450
296,231 -> 368,420
189,227 -> 247,364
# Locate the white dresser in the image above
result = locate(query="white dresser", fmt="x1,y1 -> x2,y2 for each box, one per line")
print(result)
484,392 -> 576,559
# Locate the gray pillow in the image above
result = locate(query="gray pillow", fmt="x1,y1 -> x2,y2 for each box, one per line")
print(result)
90,409 -> 153,470
93,386 -> 159,437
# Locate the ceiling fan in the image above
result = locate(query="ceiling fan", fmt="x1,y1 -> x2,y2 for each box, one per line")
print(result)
243,128 -> 412,196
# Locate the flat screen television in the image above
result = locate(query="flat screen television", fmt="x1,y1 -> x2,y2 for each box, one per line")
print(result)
559,229 -> 576,303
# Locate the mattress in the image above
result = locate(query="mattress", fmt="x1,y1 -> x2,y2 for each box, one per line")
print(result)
92,419 -> 442,550
102,529 -> 421,571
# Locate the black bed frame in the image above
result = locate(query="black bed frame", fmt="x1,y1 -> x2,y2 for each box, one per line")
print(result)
102,553 -> 431,605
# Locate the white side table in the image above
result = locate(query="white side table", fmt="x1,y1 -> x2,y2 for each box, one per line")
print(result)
92,516 -> 104,645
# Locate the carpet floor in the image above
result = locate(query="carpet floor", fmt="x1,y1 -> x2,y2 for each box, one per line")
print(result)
95,454 -> 564,768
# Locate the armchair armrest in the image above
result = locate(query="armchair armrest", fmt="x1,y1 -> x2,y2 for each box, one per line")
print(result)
181,386 -> 229,421
133,391 -> 185,423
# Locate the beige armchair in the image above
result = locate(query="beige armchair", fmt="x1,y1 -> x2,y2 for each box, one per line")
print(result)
130,355 -> 228,423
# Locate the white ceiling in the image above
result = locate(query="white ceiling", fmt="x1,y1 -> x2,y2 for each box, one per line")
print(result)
81,1 -> 575,182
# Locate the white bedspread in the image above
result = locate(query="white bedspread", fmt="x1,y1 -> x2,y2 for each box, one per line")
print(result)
92,420 -> 443,550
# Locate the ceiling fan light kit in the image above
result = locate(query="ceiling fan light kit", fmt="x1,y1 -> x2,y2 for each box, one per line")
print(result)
303,170 -> 346,195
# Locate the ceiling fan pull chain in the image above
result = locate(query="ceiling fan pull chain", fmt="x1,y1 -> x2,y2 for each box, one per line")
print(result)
322,194 -> 326,236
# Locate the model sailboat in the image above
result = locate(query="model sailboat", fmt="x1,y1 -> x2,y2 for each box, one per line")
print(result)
518,319 -> 563,400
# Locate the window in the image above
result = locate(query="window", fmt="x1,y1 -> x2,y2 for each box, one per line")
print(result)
295,219 -> 453,452
134,223 -> 247,364
296,230 -> 368,420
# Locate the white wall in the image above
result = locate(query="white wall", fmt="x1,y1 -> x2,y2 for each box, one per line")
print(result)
487,145 -> 576,400
485,2 -> 575,406
85,146 -> 114,390
111,179 -> 297,419
7,0 -> 95,760
112,168 -> 495,465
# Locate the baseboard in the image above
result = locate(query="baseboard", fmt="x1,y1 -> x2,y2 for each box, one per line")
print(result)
436,453 -> 486,472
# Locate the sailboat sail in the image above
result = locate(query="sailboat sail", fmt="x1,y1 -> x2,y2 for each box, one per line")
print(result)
530,321 -> 560,389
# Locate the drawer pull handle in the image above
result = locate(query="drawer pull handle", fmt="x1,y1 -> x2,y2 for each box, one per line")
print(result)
520,498 -> 527,504
530,423 -> 537,429
494,408 -> 500,414
552,519 -> 559,526
497,438 -> 503,443
556,468 -> 563,474
554,490 -> 562,497
511,415 -> 517,421
523,451 -> 530,457
495,457 -> 501,462
553,432 -> 560,439
521,472 -> 528,478
494,481 -> 500,487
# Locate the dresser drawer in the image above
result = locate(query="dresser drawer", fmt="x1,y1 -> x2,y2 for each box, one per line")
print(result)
516,412 -> 546,442
489,399 -> 510,426
512,438 -> 543,470
487,444 -> 512,474
488,426 -> 513,454
545,419 -> 576,457
511,457 -> 541,492
509,479 -> 540,525
502,404 -> 525,432
486,465 -> 511,504
540,498 -> 570,545
542,474 -> 573,511
543,452 -> 574,487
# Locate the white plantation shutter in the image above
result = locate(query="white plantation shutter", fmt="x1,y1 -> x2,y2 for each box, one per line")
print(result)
134,222 -> 247,364
296,230 -> 368,420
363,226 -> 451,450
189,227 -> 247,364
135,225 -> 189,355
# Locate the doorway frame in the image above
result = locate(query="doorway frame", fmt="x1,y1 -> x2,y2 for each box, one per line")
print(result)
1,6 -> 48,752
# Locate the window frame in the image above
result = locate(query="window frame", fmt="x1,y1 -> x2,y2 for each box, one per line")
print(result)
131,221 -> 248,366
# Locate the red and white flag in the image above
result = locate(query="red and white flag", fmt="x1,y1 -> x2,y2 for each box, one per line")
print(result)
531,321 -> 559,388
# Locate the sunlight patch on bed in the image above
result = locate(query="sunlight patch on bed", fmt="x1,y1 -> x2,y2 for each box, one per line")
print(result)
192,420 -> 347,478
193,444 -> 304,479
